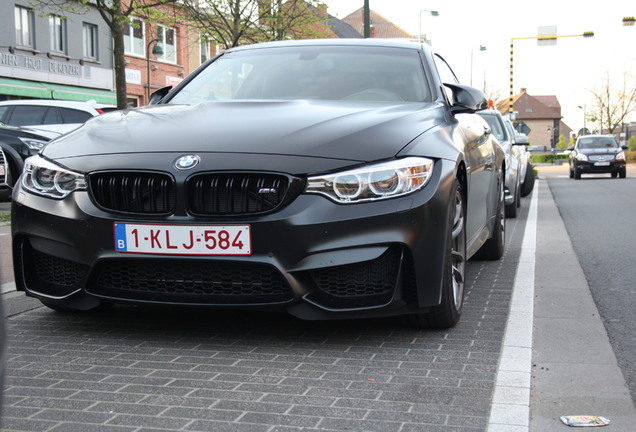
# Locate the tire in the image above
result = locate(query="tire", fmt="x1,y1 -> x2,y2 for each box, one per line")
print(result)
505,181 -> 519,218
0,156 -> 18,201
611,172 -> 618,178
574,167 -> 581,180
520,162 -> 535,196
404,178 -> 466,329
569,167 -> 574,179
476,170 -> 505,260
619,167 -> 626,178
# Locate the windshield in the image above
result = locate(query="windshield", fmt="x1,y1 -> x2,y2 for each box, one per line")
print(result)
577,136 -> 618,149
169,46 -> 431,104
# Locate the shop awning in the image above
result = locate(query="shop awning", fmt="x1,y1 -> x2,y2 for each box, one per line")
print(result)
0,77 -> 117,105
47,83 -> 117,105
0,77 -> 51,98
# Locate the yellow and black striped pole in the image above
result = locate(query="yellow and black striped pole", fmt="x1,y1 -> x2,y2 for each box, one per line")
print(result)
508,33 -> 593,117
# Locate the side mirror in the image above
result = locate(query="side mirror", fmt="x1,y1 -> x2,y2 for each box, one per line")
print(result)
621,145 -> 628,150
444,83 -> 488,114
149,86 -> 172,105
566,146 -> 574,151
513,134 -> 529,145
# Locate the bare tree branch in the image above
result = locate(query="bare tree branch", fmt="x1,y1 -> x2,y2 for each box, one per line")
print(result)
588,71 -> 636,134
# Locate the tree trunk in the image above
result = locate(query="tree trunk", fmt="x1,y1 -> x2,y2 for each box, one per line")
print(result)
111,15 -> 128,110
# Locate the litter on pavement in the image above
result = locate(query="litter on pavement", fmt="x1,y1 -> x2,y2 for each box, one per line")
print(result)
560,416 -> 611,427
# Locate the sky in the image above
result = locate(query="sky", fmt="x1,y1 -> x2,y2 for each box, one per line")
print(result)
321,0 -> 636,134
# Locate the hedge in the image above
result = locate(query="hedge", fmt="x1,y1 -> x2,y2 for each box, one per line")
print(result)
530,154 -> 569,164
531,151 -> 636,164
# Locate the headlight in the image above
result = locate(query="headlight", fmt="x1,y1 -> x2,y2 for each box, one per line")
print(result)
616,151 -> 626,161
305,157 -> 433,203
21,155 -> 86,199
18,137 -> 48,152
575,153 -> 588,161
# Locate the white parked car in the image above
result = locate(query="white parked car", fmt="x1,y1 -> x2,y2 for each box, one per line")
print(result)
0,99 -> 115,135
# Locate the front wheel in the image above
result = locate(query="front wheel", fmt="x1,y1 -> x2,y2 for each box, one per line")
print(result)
520,162 -> 535,196
404,178 -> 466,329
619,167 -> 626,178
476,170 -> 505,260
505,181 -> 519,218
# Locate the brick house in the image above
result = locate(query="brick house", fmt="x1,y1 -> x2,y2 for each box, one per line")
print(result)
499,88 -> 573,152
122,3 -> 204,107
341,8 -> 413,39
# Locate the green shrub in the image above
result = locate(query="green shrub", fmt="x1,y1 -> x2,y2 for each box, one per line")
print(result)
626,150 -> 636,163
530,153 -> 569,164
628,137 -> 636,151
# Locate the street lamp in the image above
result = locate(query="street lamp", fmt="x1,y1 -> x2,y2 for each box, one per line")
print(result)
470,45 -> 486,86
577,105 -> 587,135
418,10 -> 439,43
146,38 -> 163,102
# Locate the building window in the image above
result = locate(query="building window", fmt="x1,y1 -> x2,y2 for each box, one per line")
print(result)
157,25 -> 176,63
83,23 -> 98,60
124,18 -> 145,56
49,15 -> 67,54
200,35 -> 211,64
15,6 -> 34,48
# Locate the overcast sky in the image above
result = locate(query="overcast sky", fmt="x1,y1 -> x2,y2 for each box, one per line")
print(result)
321,0 -> 636,133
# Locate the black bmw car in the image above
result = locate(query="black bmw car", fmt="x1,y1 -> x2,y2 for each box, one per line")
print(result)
11,39 -> 505,328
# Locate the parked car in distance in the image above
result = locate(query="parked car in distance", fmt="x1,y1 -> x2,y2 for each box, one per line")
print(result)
503,119 -> 534,197
0,99 -> 115,135
0,122 -> 56,200
568,135 -> 627,179
11,39 -> 505,329
478,109 -> 529,218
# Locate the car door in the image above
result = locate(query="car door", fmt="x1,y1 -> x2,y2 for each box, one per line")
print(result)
433,54 -> 494,242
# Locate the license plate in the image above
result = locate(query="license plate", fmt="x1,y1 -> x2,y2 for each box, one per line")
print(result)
114,223 -> 251,255
594,161 -> 610,166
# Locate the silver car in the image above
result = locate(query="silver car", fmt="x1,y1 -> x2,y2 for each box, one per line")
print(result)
478,110 -> 530,218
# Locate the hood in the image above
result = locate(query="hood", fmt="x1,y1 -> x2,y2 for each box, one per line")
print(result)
42,101 -> 444,163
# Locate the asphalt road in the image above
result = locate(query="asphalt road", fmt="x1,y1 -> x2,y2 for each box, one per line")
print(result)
540,164 -> 636,405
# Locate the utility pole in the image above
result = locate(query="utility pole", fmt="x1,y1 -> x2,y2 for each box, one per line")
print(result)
363,0 -> 370,38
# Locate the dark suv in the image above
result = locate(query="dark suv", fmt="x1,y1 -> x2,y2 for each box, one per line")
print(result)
568,135 -> 627,179
0,122 -> 54,200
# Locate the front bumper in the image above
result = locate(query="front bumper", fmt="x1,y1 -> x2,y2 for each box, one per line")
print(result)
574,160 -> 625,174
12,160 -> 457,320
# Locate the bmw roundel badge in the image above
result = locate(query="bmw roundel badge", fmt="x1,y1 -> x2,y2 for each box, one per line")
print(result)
175,154 -> 200,170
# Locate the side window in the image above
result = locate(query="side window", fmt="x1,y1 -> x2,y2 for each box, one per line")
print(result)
0,106 -> 9,122
60,108 -> 92,123
433,54 -> 459,105
8,106 -> 48,126
42,108 -> 61,124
